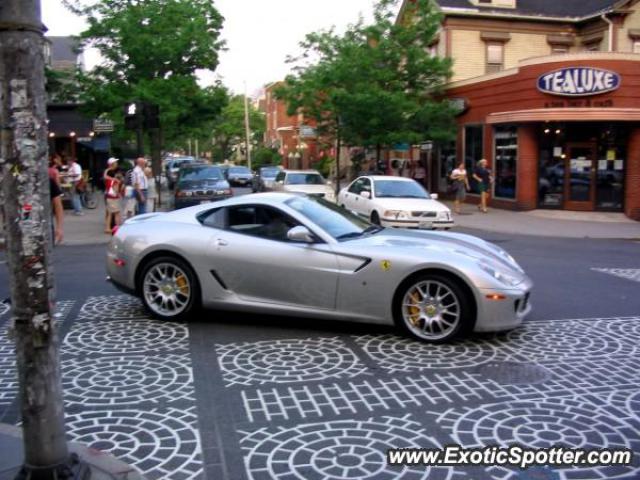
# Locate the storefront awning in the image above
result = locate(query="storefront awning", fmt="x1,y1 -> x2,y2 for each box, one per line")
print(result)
486,108 -> 640,124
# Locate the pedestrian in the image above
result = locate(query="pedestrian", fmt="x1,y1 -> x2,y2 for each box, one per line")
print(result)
412,161 -> 427,186
50,177 -> 64,244
473,158 -> 493,213
104,157 -> 122,233
67,157 -> 84,216
48,155 -> 61,186
132,157 -> 149,215
450,161 -> 470,214
145,166 -> 158,213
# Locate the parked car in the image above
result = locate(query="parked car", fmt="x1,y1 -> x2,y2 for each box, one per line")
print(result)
253,166 -> 282,192
174,165 -> 232,209
272,169 -> 335,200
107,193 -> 532,343
166,157 -> 196,190
338,176 -> 454,230
226,166 -> 254,187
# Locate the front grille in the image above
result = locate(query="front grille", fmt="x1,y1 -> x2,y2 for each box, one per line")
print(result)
412,211 -> 437,218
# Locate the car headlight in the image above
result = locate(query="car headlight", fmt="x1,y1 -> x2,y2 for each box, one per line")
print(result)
478,261 -> 522,287
215,189 -> 232,195
438,211 -> 451,220
383,210 -> 410,220
486,243 -> 523,272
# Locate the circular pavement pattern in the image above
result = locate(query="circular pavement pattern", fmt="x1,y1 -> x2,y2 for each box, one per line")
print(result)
354,334 -> 500,372
441,398 -> 640,480
63,318 -> 188,355
62,354 -> 193,406
78,295 -> 147,320
65,408 -> 202,480
216,337 -> 367,386
242,416 -> 459,480
503,320 -> 633,361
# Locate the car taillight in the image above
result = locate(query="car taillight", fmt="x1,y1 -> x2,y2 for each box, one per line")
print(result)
111,225 -> 119,236
113,258 -> 126,267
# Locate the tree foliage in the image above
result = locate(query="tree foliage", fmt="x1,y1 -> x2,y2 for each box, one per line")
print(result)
211,95 -> 265,161
277,0 -> 456,151
63,0 -> 227,146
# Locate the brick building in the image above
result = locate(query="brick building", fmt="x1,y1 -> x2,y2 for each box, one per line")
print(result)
264,82 -> 323,170
398,0 -> 640,220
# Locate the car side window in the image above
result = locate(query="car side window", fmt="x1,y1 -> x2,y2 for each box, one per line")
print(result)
198,208 -> 226,229
361,178 -> 372,193
226,205 -> 300,242
275,171 -> 286,183
348,179 -> 363,194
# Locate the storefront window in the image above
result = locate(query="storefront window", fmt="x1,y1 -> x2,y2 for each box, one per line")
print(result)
464,125 -> 483,193
438,141 -> 457,193
494,126 -> 517,199
538,123 -> 627,211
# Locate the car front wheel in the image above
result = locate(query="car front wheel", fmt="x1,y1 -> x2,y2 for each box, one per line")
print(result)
140,256 -> 200,321
371,211 -> 380,225
394,273 -> 471,343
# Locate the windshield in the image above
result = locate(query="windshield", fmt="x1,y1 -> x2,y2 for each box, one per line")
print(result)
286,173 -> 324,185
374,180 -> 429,198
260,167 -> 280,178
286,196 -> 378,241
229,167 -> 251,175
179,167 -> 223,182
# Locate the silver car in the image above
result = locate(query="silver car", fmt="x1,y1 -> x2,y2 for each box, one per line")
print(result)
106,193 -> 532,342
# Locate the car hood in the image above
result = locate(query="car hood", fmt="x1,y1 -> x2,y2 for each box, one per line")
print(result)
284,184 -> 332,194
339,229 -> 523,275
178,180 -> 229,191
228,173 -> 253,178
371,197 -> 449,212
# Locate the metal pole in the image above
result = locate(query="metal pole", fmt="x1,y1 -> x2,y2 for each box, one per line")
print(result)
195,139 -> 199,160
0,1 -> 86,477
187,138 -> 191,156
136,122 -> 144,157
335,127 -> 341,195
243,83 -> 252,170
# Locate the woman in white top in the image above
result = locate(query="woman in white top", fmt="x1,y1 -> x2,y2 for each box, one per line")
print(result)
145,167 -> 158,212
450,161 -> 470,214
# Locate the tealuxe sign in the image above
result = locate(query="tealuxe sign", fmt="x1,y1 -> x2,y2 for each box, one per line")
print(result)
537,67 -> 621,97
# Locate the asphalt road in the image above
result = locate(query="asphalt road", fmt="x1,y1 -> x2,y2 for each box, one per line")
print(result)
0,230 -> 639,480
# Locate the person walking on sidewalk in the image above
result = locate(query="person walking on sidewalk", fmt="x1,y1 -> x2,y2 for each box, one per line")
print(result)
145,166 -> 158,213
67,157 -> 84,216
50,177 -> 64,244
132,157 -> 149,215
104,157 -> 122,233
473,158 -> 493,213
450,161 -> 470,214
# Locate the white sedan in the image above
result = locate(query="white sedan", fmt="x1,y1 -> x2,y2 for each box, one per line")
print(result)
338,176 -> 454,229
272,169 -> 335,201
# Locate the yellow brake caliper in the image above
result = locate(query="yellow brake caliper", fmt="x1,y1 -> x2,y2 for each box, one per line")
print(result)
176,274 -> 189,295
408,291 -> 421,326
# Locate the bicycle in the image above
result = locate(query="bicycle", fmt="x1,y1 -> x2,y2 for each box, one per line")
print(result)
80,179 -> 98,210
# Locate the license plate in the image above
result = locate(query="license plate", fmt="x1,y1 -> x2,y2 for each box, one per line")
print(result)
419,221 -> 433,229
200,200 -> 211,204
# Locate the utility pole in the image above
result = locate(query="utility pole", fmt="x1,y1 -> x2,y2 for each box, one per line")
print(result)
0,0 -> 86,478
243,83 -> 252,170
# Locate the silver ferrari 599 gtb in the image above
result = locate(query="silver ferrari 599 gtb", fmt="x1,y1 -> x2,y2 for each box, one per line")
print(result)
107,193 -> 532,342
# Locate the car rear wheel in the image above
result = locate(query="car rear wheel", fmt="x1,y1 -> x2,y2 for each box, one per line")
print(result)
371,211 -> 380,225
394,273 -> 471,343
140,256 -> 200,321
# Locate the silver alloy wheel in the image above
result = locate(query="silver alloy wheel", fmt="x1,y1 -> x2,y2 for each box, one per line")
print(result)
401,280 -> 461,341
143,262 -> 191,317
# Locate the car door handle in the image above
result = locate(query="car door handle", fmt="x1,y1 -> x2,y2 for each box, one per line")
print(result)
215,238 -> 228,247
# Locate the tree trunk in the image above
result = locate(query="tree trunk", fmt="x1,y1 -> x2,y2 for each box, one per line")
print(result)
0,0 -> 70,476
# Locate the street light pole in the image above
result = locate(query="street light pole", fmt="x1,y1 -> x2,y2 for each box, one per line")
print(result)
0,0 -> 84,477
243,83 -> 252,170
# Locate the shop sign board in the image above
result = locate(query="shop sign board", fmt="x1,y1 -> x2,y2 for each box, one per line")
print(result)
537,67 -> 620,97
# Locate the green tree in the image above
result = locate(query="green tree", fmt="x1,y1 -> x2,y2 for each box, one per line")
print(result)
64,0 -> 227,146
277,0 -> 456,164
211,95 -> 265,162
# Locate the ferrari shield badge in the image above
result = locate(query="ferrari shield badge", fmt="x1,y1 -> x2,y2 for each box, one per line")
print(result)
380,260 -> 392,271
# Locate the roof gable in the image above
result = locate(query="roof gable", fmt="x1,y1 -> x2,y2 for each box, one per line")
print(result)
435,0 -> 622,19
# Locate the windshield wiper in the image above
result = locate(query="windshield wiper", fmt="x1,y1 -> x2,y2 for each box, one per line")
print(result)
336,225 -> 383,240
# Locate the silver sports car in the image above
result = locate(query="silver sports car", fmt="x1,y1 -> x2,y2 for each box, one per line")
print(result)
107,193 -> 532,342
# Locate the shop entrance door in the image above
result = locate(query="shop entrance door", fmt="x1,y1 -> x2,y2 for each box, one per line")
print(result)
565,143 -> 596,211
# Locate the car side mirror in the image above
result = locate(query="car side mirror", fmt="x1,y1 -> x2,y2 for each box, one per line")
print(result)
361,191 -> 371,199
287,226 -> 315,243
430,193 -> 439,200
